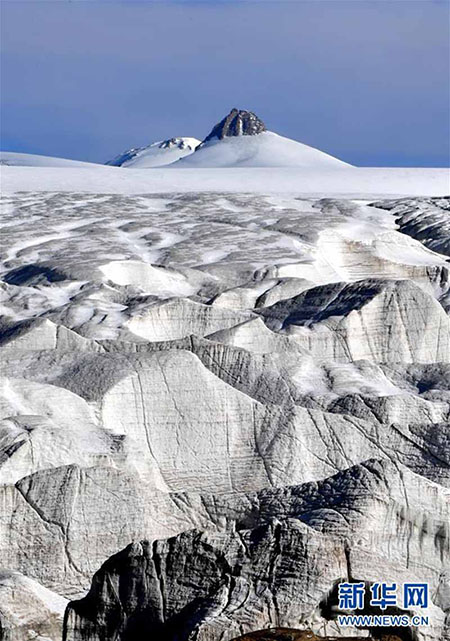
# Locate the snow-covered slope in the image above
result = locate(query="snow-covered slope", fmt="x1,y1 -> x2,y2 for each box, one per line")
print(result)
105,109 -> 349,169
2,165 -> 448,197
0,151 -> 103,168
175,130 -> 351,168
106,137 -> 200,168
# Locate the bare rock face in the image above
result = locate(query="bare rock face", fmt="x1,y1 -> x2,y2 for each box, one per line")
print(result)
1,192 -> 449,641
202,108 -> 267,142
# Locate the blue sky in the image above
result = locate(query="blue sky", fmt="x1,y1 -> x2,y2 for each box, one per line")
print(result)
1,0 -> 449,166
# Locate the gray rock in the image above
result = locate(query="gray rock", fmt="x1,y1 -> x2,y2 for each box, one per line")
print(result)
202,108 -> 267,143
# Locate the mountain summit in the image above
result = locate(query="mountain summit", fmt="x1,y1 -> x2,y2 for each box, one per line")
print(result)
175,108 -> 351,168
202,108 -> 266,143
104,108 -> 351,169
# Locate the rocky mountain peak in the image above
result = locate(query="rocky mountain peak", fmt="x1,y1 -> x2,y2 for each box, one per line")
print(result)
202,108 -> 266,143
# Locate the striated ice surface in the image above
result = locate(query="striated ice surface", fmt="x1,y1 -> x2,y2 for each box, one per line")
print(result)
0,190 -> 449,641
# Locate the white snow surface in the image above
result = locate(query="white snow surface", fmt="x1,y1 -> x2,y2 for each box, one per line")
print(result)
0,151 -> 104,168
2,165 -> 449,197
107,137 -> 201,168
1,191 -> 448,338
174,131 -> 351,168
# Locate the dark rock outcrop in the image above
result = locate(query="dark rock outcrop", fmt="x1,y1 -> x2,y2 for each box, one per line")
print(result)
202,108 -> 266,143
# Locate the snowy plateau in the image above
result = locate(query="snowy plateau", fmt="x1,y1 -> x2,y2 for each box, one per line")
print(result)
0,109 -> 450,641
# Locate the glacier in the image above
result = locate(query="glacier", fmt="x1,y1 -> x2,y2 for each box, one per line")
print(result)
1,110 -> 450,641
